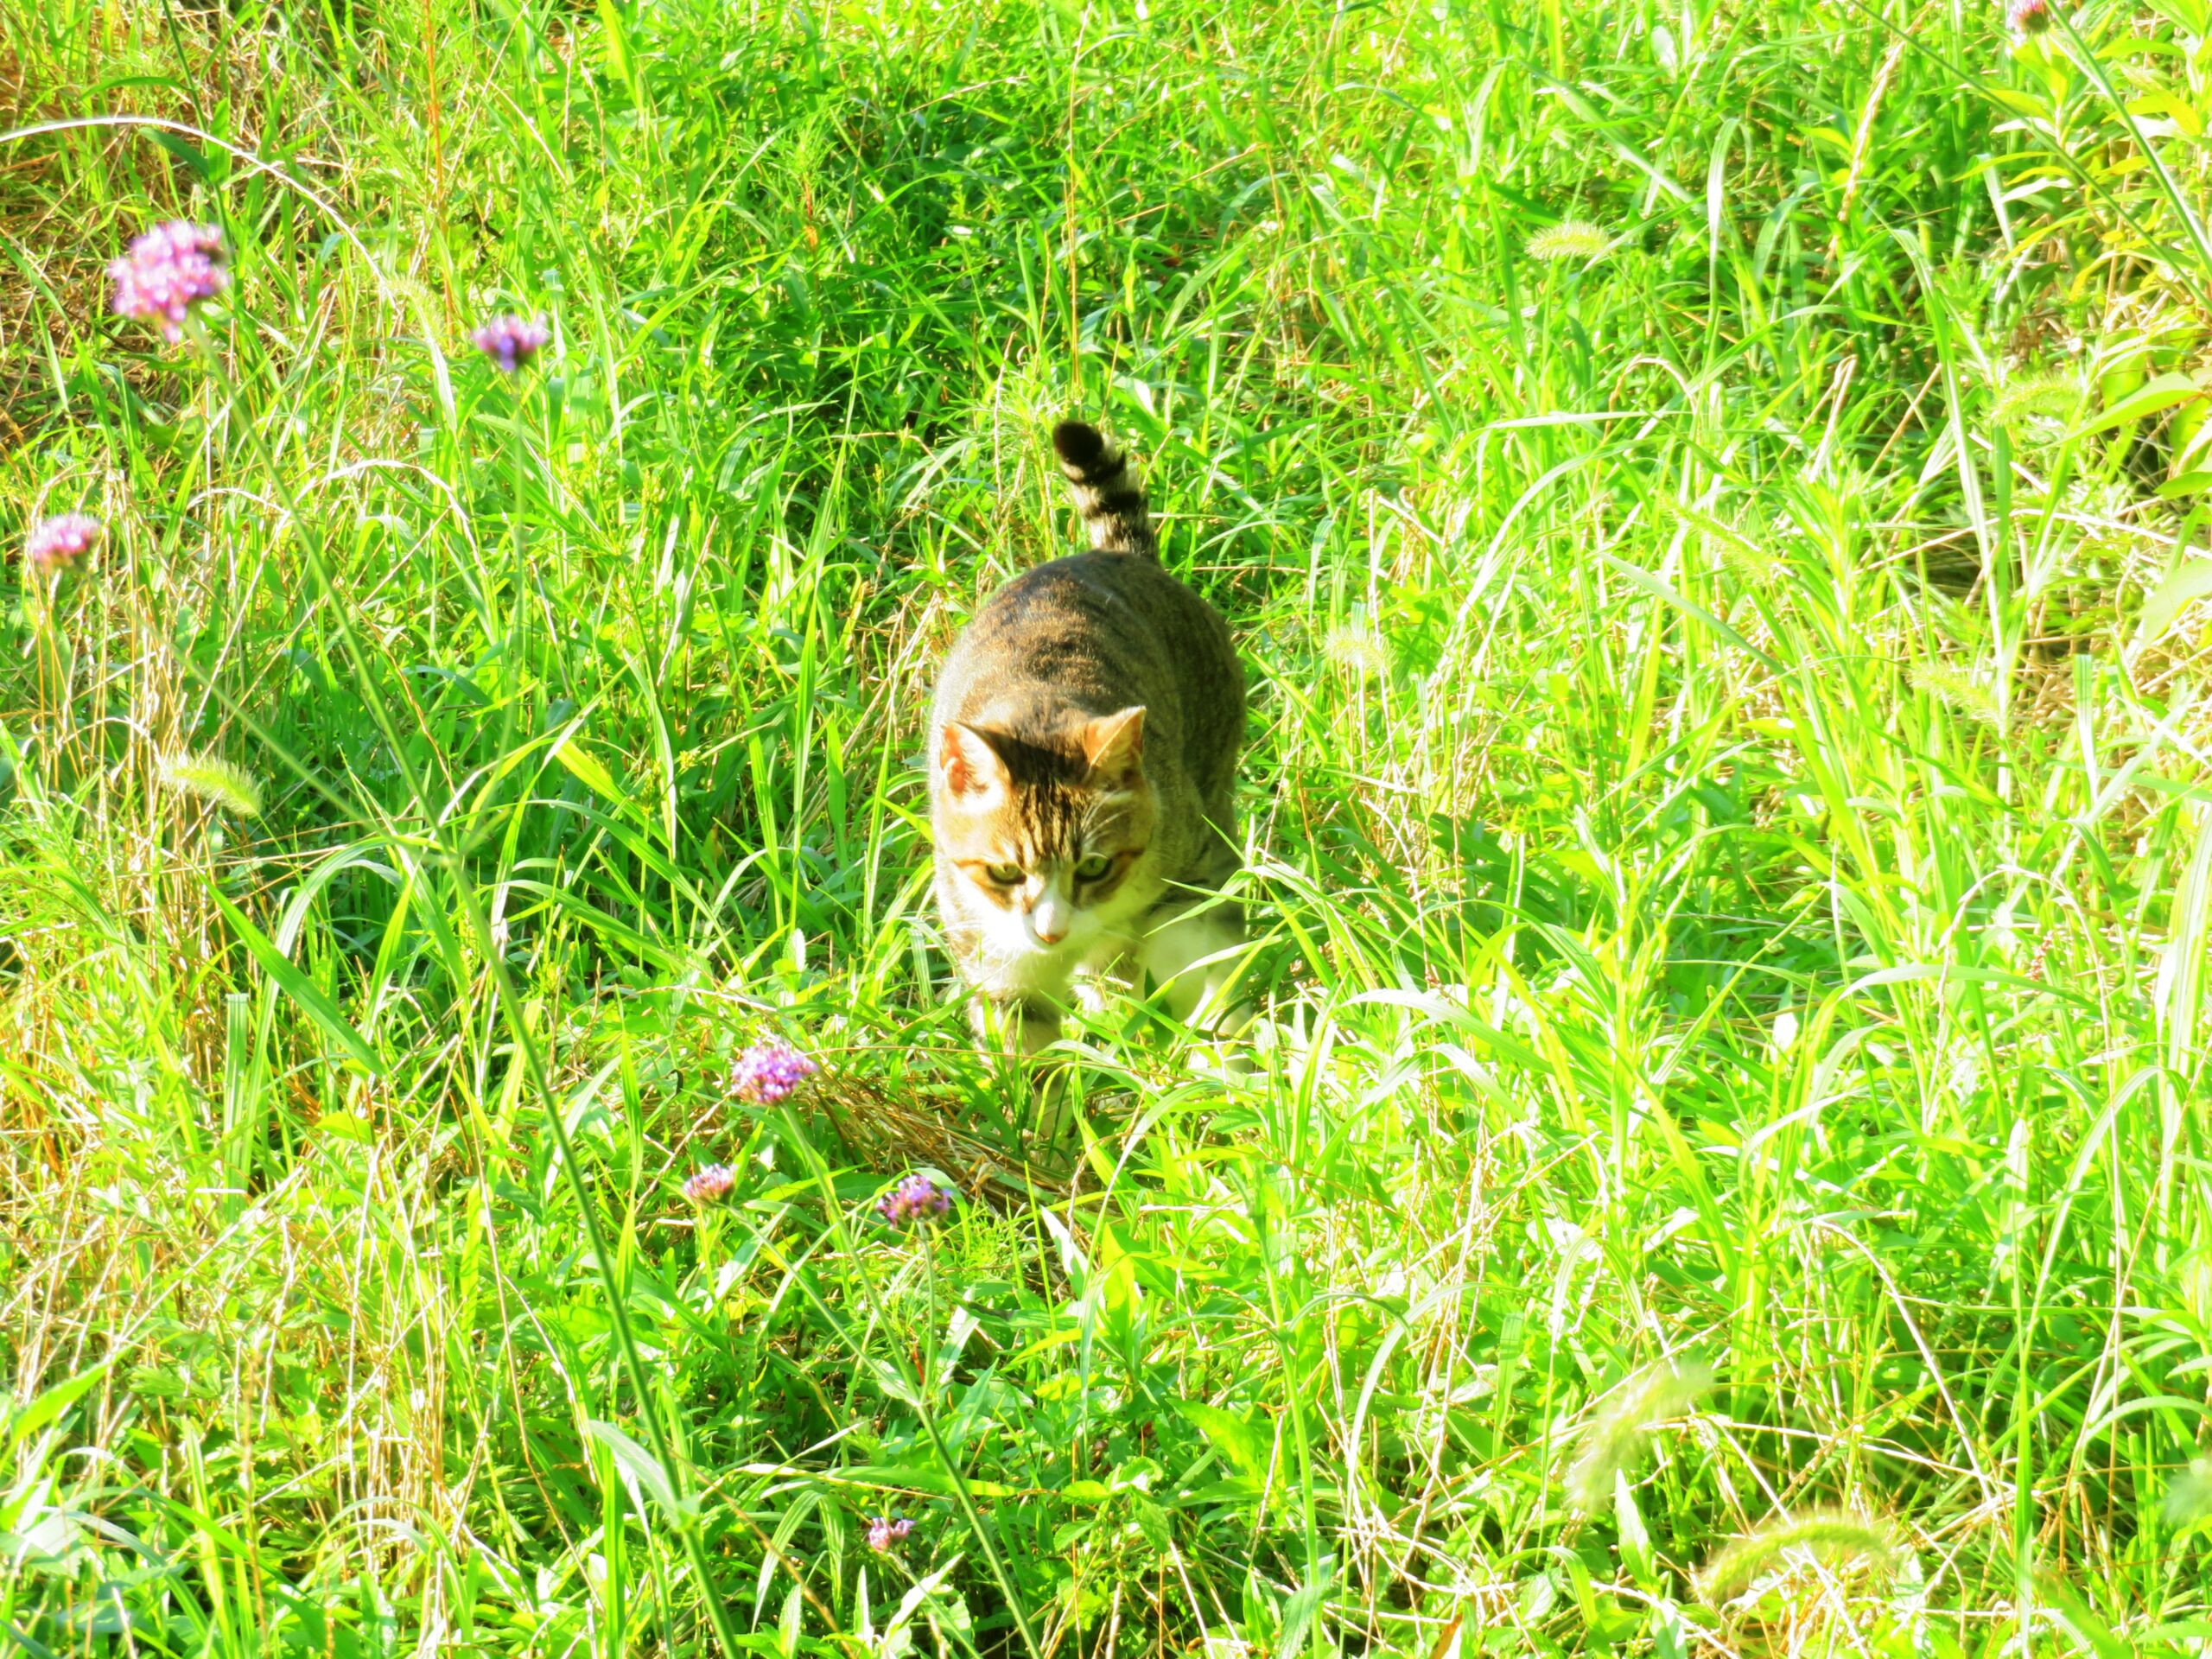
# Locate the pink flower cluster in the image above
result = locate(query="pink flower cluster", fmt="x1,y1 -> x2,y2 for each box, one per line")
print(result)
682,1163 -> 736,1204
25,513 -> 103,570
866,1514 -> 913,1552
471,314 -> 550,374
2008,0 -> 2051,33
110,220 -> 228,342
876,1174 -> 953,1226
731,1039 -> 817,1104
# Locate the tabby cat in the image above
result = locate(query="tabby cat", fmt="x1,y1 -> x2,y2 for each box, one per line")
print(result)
928,421 -> 1246,1055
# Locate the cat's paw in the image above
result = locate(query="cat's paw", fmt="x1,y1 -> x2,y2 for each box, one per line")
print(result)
969,995 -> 1062,1058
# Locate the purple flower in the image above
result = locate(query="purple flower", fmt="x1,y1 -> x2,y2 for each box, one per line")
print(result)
110,220 -> 228,342
471,314 -> 550,374
866,1514 -> 914,1553
2007,0 -> 2051,33
682,1163 -> 735,1204
731,1039 -> 817,1105
876,1174 -> 954,1227
25,513 -> 102,571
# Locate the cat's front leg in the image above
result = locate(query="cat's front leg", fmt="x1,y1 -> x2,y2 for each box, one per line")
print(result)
1138,900 -> 1251,1035
969,992 -> 1078,1145
969,993 -> 1064,1057
1069,931 -> 1141,1020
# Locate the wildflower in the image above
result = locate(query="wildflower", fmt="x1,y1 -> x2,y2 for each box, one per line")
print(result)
110,220 -> 229,342
1526,220 -> 1611,264
157,751 -> 264,817
865,1514 -> 914,1552
2007,0 -> 2052,35
682,1163 -> 736,1205
877,1173 -> 954,1227
1566,1355 -> 1715,1514
25,513 -> 103,571
731,1039 -> 817,1104
471,314 -> 550,374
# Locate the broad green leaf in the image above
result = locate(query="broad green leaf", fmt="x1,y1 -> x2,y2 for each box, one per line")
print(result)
2075,372 -> 2202,437
596,0 -> 643,102
777,1584 -> 803,1658
210,887 -> 384,1075
551,738 -> 624,804
8,1360 -> 113,1448
2136,556 -> 2212,646
1173,1398 -> 1267,1481
1984,86 -> 2050,118
582,1419 -> 689,1521
2127,92 -> 2202,137
1594,551 -> 1782,671
2037,1572 -> 2143,1659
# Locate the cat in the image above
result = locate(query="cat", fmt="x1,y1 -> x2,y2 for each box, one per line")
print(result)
928,420 -> 1247,1057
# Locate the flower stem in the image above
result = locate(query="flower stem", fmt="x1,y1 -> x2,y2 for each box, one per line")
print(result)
779,1108 -> 1043,1659
181,312 -> 747,1659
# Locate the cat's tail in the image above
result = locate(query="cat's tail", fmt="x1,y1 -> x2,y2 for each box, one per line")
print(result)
1052,420 -> 1157,557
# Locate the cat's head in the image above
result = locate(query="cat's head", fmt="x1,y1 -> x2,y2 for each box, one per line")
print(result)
932,705 -> 1154,955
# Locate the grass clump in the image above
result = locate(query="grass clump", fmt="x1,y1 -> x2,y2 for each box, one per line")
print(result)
4,0 -> 2212,1651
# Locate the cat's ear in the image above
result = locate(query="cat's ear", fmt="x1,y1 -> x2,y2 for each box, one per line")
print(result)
938,722 -> 1010,800
1079,705 -> 1146,791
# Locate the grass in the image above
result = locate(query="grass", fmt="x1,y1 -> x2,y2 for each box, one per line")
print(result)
5,0 -> 2212,1651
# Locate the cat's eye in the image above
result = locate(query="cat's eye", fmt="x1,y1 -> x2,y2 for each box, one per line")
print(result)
1073,854 -> 1114,881
983,863 -> 1024,886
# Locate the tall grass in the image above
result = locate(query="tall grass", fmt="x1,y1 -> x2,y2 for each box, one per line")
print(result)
5,0 -> 2212,1652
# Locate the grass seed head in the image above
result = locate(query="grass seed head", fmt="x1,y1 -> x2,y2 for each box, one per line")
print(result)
1322,620 -> 1389,679
1910,662 -> 2001,727
1713,529 -> 1786,589
1991,370 -> 2078,429
157,752 -> 264,817
1526,220 -> 1611,264
1695,1508 -> 1897,1605
1567,1355 -> 1715,1514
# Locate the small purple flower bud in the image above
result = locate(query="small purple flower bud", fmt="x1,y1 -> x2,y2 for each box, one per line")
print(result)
876,1173 -> 955,1227
471,314 -> 550,374
731,1040 -> 817,1105
25,512 -> 103,571
2007,0 -> 2051,33
866,1514 -> 914,1552
110,220 -> 229,342
682,1163 -> 736,1204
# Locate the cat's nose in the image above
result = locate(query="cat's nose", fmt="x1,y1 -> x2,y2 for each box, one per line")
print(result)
1030,896 -> 1071,944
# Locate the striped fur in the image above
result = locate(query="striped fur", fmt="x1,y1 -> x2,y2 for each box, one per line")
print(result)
1052,420 -> 1156,557
929,423 -> 1244,1058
